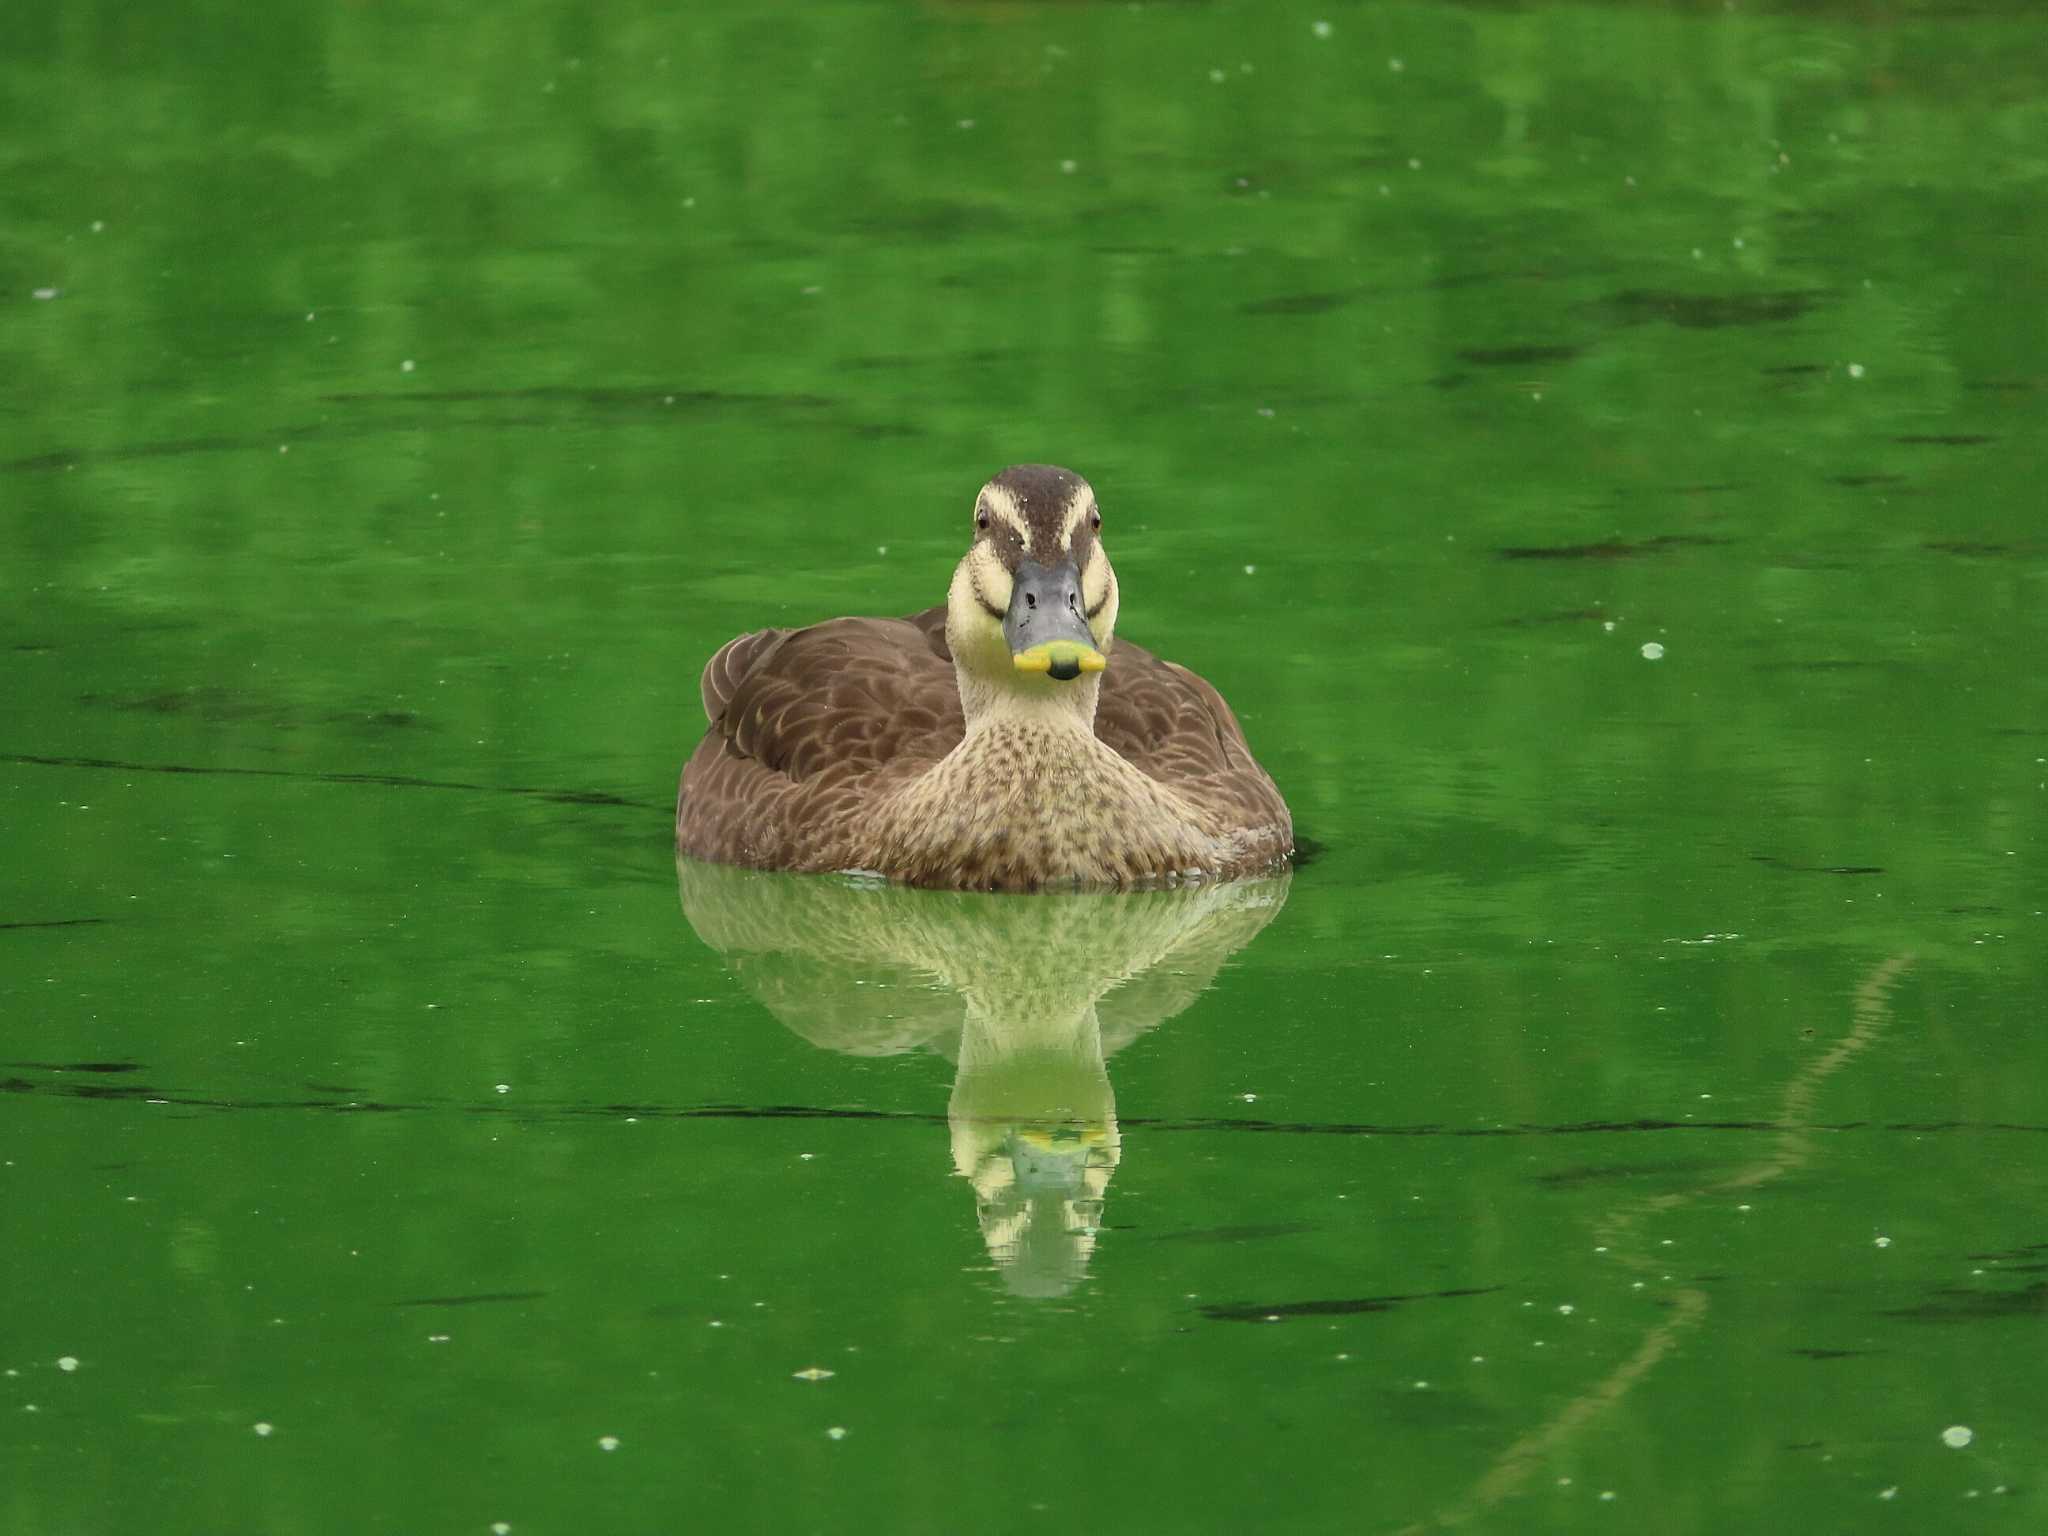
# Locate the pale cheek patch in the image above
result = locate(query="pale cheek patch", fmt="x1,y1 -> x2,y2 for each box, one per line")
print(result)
971,544 -> 1014,613
1081,547 -> 1112,615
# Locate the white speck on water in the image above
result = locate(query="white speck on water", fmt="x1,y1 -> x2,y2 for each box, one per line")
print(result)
1208,68 -> 1226,83
1311,19 -> 1332,38
1256,407 -> 1275,418
1640,642 -> 1665,660
1244,564 -> 1257,575
877,545 -> 888,556
799,1152 -> 816,1161
1599,1490 -> 1617,1502
22,1404 -> 38,1413
1413,1380 -> 1429,1390
800,285 -> 821,296
1389,57 -> 1405,71
1557,1304 -> 1575,1315
956,118 -> 975,130
826,1425 -> 849,1440
56,1357 -> 78,1372
682,198 -> 696,210
92,221 -> 105,232
598,1435 -> 620,1452
278,444 -> 289,454
1408,157 -> 1422,171
32,287 -> 59,301
1471,1355 -> 1485,1363
400,359 -> 416,373
1240,1093 -> 1258,1103
1875,1235 -> 1891,1248
793,1367 -> 835,1382
253,1422 -> 274,1437
1942,1424 -> 1973,1448
1878,1486 -> 1897,1500
495,1084 -> 510,1094
1557,1476 -> 1573,1487
492,1525 -> 512,1535
1738,1203 -> 1751,1212
708,1320 -> 724,1328
1847,363 -> 1865,379
428,1334 -> 450,1343
1603,620 -> 1616,632
1060,159 -> 1077,174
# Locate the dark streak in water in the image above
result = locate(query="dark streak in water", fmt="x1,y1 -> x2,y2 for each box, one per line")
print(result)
1201,1286 -> 1501,1321
1885,1281 -> 2048,1321
1495,607 -> 1610,629
4,1060 -> 141,1073
1961,1241 -> 2048,1262
7,1073 -> 2046,1139
1893,433 -> 1994,446
1790,1348 -> 1872,1360
0,918 -> 109,932
1604,288 -> 1824,329
1532,1158 -> 1724,1188
1762,364 -> 1829,377
1241,291 -> 1354,316
1456,344 -> 1583,367
1496,534 -> 1729,561
395,1291 -> 549,1308
1828,473 -> 1907,488
321,385 -> 835,410
1,753 -> 663,811
1752,855 -> 1884,875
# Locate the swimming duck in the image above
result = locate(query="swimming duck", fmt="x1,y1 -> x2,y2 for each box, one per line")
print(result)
675,464 -> 1292,890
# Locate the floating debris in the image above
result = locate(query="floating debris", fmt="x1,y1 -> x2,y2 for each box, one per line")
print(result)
1942,1425 -> 1974,1448
597,1435 -> 620,1451
1641,642 -> 1665,660
793,1367 -> 835,1382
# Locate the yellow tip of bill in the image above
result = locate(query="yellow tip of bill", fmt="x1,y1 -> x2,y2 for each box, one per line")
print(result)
1013,640 -> 1107,678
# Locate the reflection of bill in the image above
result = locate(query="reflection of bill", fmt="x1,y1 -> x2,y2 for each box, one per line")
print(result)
677,858 -> 1290,1298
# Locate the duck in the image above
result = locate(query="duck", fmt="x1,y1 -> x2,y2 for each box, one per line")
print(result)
675,464 -> 1292,891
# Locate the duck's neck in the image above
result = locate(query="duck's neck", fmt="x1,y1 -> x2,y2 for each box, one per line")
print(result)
954,667 -> 1103,739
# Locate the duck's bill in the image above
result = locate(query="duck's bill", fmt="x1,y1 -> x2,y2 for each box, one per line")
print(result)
1013,640 -> 1106,680
1004,558 -> 1107,682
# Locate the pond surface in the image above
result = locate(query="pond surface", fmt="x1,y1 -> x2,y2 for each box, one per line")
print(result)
4,1 -> 2044,1531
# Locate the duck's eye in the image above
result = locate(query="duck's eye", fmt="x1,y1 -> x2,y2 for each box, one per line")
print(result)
976,512 -> 990,532
1089,508 -> 1102,530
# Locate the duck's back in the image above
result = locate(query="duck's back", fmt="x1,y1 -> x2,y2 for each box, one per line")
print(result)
676,605 -> 1290,880
676,609 -> 964,872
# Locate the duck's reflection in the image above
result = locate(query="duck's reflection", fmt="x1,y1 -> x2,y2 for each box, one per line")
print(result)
677,858 -> 1289,1297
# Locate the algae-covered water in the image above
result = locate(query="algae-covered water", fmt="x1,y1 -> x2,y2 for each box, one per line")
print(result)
4,1 -> 2044,1531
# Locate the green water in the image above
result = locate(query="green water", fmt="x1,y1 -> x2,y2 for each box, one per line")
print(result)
4,0 -> 2045,1530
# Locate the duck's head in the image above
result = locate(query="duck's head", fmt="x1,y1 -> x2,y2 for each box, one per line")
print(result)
946,465 -> 1119,711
